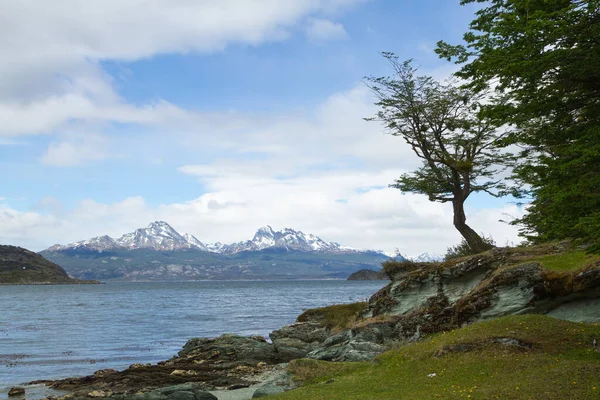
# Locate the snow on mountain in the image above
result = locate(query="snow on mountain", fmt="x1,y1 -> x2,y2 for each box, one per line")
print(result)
182,233 -> 208,250
116,221 -> 190,251
204,242 -> 227,253
412,252 -> 443,262
47,235 -> 122,252
46,222 -> 382,255
215,226 -> 349,254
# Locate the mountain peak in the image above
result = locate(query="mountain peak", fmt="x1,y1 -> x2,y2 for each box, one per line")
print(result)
45,223 -> 382,256
148,220 -> 172,228
117,221 -> 187,251
256,225 -> 275,234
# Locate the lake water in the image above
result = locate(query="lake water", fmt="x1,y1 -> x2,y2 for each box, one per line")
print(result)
0,280 -> 386,397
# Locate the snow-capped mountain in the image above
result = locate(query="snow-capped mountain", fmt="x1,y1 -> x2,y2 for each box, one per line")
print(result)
117,221 -> 190,251
182,233 -> 207,250
47,235 -> 122,252
217,226 -> 347,254
412,252 -> 443,262
45,221 -> 369,255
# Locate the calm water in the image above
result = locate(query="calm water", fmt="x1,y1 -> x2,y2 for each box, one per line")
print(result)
0,280 -> 385,397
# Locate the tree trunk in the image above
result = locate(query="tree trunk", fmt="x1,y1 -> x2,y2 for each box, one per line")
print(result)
452,196 -> 494,253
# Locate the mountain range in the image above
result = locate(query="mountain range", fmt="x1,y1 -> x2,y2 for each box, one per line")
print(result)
41,222 -> 393,281
46,221 -> 362,255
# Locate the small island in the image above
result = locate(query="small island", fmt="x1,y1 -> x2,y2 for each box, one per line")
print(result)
0,245 -> 99,285
347,268 -> 389,281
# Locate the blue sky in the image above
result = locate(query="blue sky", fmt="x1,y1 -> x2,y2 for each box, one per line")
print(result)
0,0 -> 522,255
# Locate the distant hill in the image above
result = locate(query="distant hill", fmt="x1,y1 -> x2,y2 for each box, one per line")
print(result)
40,247 -> 390,281
40,221 -> 394,281
0,245 -> 98,285
347,269 -> 389,281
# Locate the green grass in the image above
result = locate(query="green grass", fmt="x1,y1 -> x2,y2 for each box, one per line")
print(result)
532,250 -> 600,271
296,302 -> 367,332
273,315 -> 600,400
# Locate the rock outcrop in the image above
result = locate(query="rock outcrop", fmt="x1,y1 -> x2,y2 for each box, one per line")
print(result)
270,322 -> 331,359
43,334 -> 300,399
306,244 -> 600,361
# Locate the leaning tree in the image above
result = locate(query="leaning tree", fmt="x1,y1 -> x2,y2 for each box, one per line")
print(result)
365,55 -> 510,253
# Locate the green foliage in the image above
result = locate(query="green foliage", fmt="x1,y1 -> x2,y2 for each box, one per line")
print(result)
381,258 -> 430,279
532,250 -> 600,272
444,235 -> 496,260
365,56 -> 508,204
276,315 -> 600,399
437,0 -> 600,248
365,55 -> 509,252
296,302 -> 367,333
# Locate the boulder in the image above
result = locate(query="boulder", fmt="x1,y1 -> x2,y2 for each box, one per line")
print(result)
124,384 -> 217,400
7,387 -> 25,397
178,334 -> 282,365
307,323 -> 394,362
270,322 -> 330,359
251,368 -> 294,398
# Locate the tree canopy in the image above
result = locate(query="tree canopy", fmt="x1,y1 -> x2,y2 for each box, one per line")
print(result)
436,0 -> 600,248
365,55 -> 509,252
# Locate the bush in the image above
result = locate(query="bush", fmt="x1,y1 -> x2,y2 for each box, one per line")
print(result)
381,258 -> 428,279
444,234 -> 496,261
296,302 -> 367,332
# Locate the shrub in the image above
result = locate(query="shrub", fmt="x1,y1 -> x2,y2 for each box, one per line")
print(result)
381,258 -> 428,279
444,234 -> 496,261
296,302 -> 367,332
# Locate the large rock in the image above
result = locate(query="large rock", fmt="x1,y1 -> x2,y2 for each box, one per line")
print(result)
307,246 -> 600,362
251,368 -> 294,398
270,322 -> 330,359
307,323 -> 393,362
178,334 -> 284,365
113,383 -> 217,400
7,387 -> 25,397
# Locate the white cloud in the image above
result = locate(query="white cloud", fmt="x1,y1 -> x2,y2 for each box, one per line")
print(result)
0,0 -> 365,137
306,18 -> 348,41
41,133 -> 111,167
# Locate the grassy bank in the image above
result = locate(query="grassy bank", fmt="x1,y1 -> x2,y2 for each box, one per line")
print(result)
274,315 -> 600,399
296,302 -> 367,333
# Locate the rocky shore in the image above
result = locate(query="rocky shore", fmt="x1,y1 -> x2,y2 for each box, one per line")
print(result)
21,242 -> 600,399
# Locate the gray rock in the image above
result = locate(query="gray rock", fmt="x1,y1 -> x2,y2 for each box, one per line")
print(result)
127,384 -> 217,400
356,248 -> 600,354
193,394 -> 218,400
156,384 -> 204,396
252,384 -> 287,398
166,392 -> 195,400
178,334 -> 282,364
270,322 -> 330,359
7,387 -> 25,397
307,323 -> 394,362
252,369 -> 293,398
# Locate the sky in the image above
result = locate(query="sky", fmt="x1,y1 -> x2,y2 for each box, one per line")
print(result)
0,0 -> 525,256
